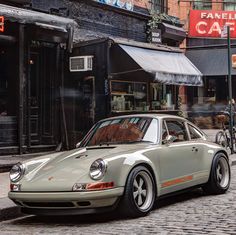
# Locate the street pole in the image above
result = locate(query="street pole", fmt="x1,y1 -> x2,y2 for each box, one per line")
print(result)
227,26 -> 234,154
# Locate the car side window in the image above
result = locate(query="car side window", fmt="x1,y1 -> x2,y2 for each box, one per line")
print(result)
166,120 -> 188,142
188,124 -> 203,140
162,121 -> 168,143
143,118 -> 158,143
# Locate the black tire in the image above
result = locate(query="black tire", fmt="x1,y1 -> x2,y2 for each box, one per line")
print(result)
118,166 -> 156,218
202,153 -> 231,195
215,131 -> 227,148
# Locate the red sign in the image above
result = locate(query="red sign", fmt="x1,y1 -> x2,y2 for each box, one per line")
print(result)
0,16 -> 4,32
189,10 -> 236,38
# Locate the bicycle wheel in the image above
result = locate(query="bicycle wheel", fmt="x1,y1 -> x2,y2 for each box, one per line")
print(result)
215,131 -> 228,148
232,130 -> 236,153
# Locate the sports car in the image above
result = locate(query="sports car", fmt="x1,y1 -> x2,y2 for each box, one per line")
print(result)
8,114 -> 231,218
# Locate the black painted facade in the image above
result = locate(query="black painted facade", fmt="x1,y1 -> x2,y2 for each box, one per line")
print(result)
0,0 -> 186,153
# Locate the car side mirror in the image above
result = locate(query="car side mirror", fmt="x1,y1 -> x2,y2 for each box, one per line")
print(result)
76,142 -> 81,148
162,135 -> 177,145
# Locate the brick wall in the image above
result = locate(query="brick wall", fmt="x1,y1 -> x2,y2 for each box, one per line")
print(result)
31,0 -> 149,42
133,0 -> 150,9
168,0 -> 225,33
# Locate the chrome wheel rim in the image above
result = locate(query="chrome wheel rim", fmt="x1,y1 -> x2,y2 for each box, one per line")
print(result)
216,157 -> 230,188
133,171 -> 153,211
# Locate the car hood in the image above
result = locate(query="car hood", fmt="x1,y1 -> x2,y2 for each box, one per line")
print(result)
19,144 -> 149,191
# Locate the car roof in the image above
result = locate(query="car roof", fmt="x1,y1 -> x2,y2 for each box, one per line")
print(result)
99,113 -> 187,122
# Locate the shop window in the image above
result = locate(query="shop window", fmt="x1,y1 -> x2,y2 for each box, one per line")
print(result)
205,78 -> 216,101
150,83 -> 176,110
0,46 -> 18,147
0,48 -> 17,117
151,0 -> 168,14
111,80 -> 148,112
224,0 -> 236,10
193,0 -> 212,10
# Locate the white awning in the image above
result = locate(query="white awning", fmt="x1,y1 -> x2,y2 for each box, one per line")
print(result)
119,44 -> 203,86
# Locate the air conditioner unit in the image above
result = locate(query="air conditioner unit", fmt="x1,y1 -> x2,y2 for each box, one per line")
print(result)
69,56 -> 93,72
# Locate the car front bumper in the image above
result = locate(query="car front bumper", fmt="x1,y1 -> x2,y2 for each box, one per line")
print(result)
8,187 -> 124,215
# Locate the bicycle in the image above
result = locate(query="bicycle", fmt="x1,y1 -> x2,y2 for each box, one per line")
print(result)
215,112 -> 236,153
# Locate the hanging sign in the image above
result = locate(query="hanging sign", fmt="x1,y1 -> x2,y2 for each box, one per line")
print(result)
151,28 -> 162,44
189,10 -> 236,38
0,16 -> 4,32
96,0 -> 134,11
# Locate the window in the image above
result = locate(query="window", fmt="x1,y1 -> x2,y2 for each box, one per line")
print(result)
188,124 -> 203,140
111,80 -> 148,112
224,0 -> 236,10
193,0 -> 212,10
143,119 -> 158,143
0,47 -> 17,117
165,120 -> 188,142
151,0 -> 168,14
161,121 -> 168,143
85,117 -> 158,146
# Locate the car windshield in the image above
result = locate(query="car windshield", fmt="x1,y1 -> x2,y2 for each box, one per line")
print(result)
85,117 -> 158,146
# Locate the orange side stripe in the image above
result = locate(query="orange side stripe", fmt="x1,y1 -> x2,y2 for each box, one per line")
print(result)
161,175 -> 193,188
0,16 -> 4,32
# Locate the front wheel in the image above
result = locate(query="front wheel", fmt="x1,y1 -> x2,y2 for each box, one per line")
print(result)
118,166 -> 156,218
202,153 -> 231,195
215,131 -> 228,148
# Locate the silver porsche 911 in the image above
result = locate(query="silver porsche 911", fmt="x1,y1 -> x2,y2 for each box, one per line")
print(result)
8,114 -> 231,218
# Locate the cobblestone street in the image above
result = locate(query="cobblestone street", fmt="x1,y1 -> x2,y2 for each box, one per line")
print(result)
0,167 -> 235,235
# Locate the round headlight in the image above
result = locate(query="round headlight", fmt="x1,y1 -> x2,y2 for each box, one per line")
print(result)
10,163 -> 25,182
89,159 -> 107,180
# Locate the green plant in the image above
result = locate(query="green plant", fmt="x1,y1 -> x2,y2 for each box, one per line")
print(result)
146,13 -> 182,42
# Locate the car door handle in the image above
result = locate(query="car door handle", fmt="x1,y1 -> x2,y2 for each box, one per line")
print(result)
192,147 -> 198,152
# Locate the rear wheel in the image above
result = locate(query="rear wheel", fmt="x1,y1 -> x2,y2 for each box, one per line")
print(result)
202,153 -> 230,195
118,166 -> 156,218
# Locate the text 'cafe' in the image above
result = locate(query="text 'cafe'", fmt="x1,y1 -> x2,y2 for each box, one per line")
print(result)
186,10 -> 236,129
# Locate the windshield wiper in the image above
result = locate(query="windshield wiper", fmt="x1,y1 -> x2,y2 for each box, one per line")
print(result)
99,140 -> 153,145
125,140 -> 153,144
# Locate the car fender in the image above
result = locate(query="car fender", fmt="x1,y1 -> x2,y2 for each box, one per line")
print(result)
104,151 -> 161,197
202,142 -> 229,180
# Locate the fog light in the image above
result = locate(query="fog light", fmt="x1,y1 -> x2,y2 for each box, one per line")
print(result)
10,184 -> 21,191
72,183 -> 87,191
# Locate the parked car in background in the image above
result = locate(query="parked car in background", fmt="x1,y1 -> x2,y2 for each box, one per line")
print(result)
9,114 -> 231,218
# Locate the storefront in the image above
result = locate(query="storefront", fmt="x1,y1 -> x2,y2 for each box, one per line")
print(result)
0,4 -> 76,155
66,38 -> 202,148
185,10 -> 236,129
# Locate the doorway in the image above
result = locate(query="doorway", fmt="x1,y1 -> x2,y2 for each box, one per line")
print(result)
28,42 -> 59,147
